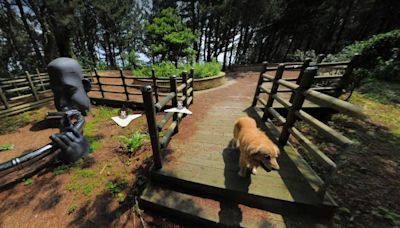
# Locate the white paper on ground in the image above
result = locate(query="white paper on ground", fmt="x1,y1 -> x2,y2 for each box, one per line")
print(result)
164,107 -> 193,115
111,114 -> 142,127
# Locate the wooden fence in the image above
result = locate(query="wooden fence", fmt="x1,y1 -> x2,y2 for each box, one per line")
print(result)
0,69 -> 52,118
252,61 -> 365,199
141,69 -> 195,169
88,68 -> 194,110
0,69 -> 92,118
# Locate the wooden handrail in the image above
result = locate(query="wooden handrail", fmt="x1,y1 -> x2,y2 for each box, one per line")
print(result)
296,110 -> 353,147
304,89 -> 366,119
155,92 -> 175,111
289,127 -> 337,170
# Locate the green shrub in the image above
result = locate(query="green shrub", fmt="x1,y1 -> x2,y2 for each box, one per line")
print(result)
0,143 -> 14,152
117,132 -> 147,154
106,178 -> 128,196
133,60 -> 221,79
332,29 -> 400,82
334,29 -> 400,66
191,60 -> 221,78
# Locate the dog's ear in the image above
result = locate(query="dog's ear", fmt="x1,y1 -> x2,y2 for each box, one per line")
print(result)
249,146 -> 264,156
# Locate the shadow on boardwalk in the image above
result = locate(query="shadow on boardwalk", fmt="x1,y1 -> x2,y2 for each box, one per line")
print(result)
219,142 -> 250,226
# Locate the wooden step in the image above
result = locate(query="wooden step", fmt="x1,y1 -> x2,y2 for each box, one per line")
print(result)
140,182 -> 331,227
151,158 -> 336,218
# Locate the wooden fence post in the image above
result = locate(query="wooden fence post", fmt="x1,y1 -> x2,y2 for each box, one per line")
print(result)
289,58 -> 311,103
252,61 -> 268,107
262,64 -> 285,120
141,85 -> 162,169
189,68 -> 194,104
278,67 -> 318,146
316,54 -> 325,63
170,75 -> 179,134
334,53 -> 361,97
25,71 -> 39,101
119,68 -> 129,101
152,68 -> 159,103
181,71 -> 188,107
0,86 -> 9,109
35,68 -> 45,91
94,69 -> 105,98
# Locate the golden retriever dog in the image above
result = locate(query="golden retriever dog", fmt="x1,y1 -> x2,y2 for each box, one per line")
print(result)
233,117 -> 280,177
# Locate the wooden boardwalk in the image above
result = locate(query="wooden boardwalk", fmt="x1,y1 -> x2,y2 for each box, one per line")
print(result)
140,74 -> 337,227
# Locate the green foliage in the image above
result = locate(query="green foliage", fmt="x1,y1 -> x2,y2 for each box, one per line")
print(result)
372,207 -> 400,227
122,50 -> 145,69
357,78 -> 400,104
0,143 -> 14,152
76,169 -> 95,178
133,60 -> 221,78
82,183 -> 95,195
350,92 -> 400,137
334,29 -> 400,63
333,29 -> 400,82
84,106 -> 119,152
144,8 -> 197,65
67,204 -> 78,214
0,111 -> 37,135
117,192 -> 125,202
292,49 -> 317,61
23,178 -> 33,185
106,178 -> 128,197
117,132 -> 147,154
53,164 -> 69,176
192,60 -> 221,78
96,61 -> 109,70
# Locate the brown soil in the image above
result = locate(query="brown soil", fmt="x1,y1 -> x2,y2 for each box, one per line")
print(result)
0,105 -> 175,227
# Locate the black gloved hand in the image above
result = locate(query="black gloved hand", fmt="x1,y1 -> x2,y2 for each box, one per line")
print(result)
50,128 -> 90,163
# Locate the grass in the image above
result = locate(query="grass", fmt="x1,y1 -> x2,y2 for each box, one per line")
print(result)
105,178 -> 130,203
116,132 -> 147,154
52,164 -> 69,175
0,109 -> 44,135
106,178 -> 128,197
67,204 -> 78,214
83,106 -> 119,152
23,178 -> 33,185
357,78 -> 400,104
82,183 -> 95,195
350,91 -> 400,137
0,143 -> 14,152
372,207 -> 400,227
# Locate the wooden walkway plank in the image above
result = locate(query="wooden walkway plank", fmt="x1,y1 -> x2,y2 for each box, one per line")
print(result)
140,183 -> 326,227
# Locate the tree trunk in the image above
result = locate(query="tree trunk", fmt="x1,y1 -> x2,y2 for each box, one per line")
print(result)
16,0 -> 45,66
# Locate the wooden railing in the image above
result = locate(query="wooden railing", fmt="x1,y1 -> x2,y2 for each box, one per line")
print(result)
0,69 -> 92,118
252,64 -> 365,199
89,68 -> 193,109
141,69 -> 195,169
0,70 -> 52,118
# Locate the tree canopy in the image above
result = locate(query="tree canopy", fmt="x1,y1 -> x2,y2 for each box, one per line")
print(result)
1,0 -> 399,75
144,7 -> 197,66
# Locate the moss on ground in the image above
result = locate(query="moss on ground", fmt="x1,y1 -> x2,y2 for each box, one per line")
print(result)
0,107 -> 47,135
83,106 -> 119,152
350,92 -> 400,137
